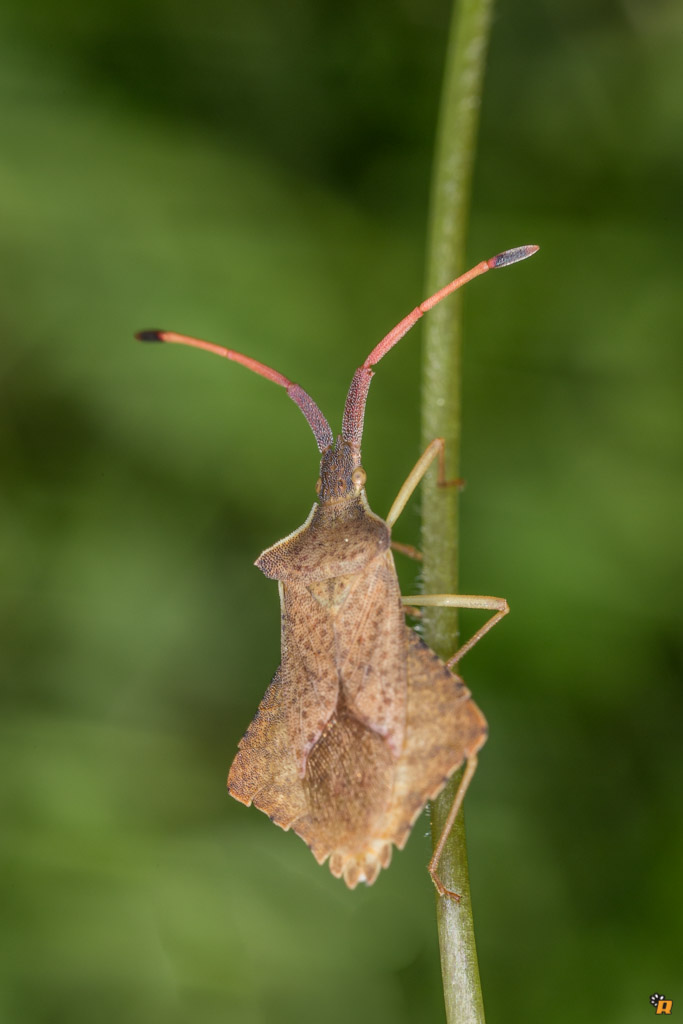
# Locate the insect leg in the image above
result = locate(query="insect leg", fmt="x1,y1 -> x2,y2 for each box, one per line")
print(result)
386,438 -> 462,529
428,754 -> 479,901
400,594 -> 509,666
390,540 -> 423,561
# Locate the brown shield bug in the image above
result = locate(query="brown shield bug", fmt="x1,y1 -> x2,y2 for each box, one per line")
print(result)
137,243 -> 538,895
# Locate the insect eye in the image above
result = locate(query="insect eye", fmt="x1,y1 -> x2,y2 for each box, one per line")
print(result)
315,478 -> 322,495
351,467 -> 367,492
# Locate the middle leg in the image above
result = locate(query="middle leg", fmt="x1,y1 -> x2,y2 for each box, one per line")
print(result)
400,593 -> 509,666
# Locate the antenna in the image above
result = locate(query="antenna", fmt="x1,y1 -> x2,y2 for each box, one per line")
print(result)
341,245 -> 539,449
136,330 -> 334,453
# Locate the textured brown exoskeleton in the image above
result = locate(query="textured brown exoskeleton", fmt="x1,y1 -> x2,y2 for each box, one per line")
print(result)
137,244 -> 538,895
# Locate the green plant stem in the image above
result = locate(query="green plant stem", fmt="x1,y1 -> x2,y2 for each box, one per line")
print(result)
421,0 -> 495,1022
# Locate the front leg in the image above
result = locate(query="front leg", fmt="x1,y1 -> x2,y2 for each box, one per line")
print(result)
386,437 -> 461,529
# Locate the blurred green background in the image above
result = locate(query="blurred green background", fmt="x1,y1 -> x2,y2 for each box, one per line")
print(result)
2,0 -> 681,1021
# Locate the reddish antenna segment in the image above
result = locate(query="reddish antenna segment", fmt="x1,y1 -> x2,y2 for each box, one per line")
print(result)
136,329 -> 334,452
137,244 -> 538,456
341,244 -> 539,449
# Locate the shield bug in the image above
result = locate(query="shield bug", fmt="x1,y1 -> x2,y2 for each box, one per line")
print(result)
137,243 -> 538,895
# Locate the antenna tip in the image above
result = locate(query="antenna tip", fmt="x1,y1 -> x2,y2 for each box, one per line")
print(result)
135,329 -> 166,342
488,245 -> 539,269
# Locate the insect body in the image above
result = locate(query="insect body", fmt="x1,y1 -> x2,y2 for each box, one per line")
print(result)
137,244 -> 537,894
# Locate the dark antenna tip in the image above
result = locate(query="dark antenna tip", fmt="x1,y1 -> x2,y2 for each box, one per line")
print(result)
488,245 -> 539,269
135,329 -> 166,343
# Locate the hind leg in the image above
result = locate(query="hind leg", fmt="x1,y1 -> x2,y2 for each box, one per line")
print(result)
428,754 -> 479,900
